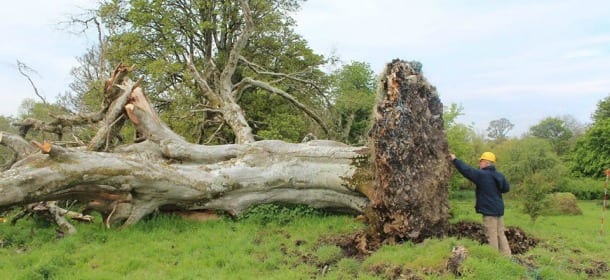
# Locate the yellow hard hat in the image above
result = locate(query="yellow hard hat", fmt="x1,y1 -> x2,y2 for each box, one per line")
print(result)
479,152 -> 496,163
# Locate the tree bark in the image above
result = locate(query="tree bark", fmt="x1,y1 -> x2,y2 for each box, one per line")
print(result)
1,131 -> 370,228
0,64 -> 372,227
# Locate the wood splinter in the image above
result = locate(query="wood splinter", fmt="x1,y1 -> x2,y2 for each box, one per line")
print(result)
32,140 -> 52,154
125,104 -> 139,125
31,140 -> 68,156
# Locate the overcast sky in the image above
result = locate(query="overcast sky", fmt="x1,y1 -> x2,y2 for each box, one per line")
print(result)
1,0 -> 609,136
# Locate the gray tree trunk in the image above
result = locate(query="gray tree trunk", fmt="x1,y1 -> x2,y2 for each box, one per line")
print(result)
0,136 -> 370,227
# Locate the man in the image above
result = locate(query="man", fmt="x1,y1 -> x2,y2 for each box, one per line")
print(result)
450,152 -> 512,256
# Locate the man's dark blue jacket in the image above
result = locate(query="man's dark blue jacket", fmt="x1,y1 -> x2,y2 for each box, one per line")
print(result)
452,158 -> 510,216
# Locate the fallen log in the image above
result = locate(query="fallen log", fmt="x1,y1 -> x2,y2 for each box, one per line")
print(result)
0,138 -> 371,227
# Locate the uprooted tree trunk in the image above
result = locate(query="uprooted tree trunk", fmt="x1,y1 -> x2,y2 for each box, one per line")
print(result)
0,134 -> 371,226
0,60 -> 452,246
0,64 -> 373,228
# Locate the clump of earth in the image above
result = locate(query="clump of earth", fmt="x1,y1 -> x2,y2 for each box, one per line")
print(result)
332,221 -> 539,258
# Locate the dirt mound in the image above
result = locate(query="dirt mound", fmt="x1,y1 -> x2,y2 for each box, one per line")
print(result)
448,221 -> 539,254
319,222 -> 540,279
328,221 -> 538,259
578,260 -> 609,278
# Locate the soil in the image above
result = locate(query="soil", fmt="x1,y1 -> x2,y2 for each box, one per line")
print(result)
447,221 -> 539,255
330,221 -> 539,259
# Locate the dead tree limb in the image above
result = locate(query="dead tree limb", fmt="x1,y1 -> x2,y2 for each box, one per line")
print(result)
239,77 -> 330,135
16,60 -> 47,104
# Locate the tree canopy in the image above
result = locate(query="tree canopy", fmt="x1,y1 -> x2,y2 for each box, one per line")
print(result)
570,118 -> 610,177
88,0 -> 330,144
486,117 -> 514,142
529,117 -> 573,155
568,94 -> 610,177
329,61 -> 376,144
592,94 -> 610,122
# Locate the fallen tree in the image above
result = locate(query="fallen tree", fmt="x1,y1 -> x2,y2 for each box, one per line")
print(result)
0,60 -> 452,250
0,64 -> 373,227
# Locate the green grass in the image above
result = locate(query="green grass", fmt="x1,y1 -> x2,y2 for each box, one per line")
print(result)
1,200 -> 609,279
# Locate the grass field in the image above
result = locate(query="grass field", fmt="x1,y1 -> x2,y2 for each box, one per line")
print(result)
0,199 -> 608,279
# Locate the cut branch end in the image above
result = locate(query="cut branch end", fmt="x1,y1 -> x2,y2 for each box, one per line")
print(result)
32,140 -> 52,154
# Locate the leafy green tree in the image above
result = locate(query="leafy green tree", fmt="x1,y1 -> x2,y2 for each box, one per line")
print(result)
240,92 -> 309,142
329,61 -> 376,144
0,115 -> 19,169
592,94 -> 610,122
486,117 -> 513,142
570,118 -> 610,177
529,117 -> 573,155
444,103 -> 483,190
93,0 -> 328,144
496,137 -> 565,185
569,94 -> 610,177
495,137 -> 567,221
520,173 -> 552,222
445,104 -> 475,156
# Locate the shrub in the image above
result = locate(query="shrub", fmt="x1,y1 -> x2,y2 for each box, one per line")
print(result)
237,204 -> 323,225
517,173 -> 552,222
556,177 -> 606,200
542,192 -> 582,215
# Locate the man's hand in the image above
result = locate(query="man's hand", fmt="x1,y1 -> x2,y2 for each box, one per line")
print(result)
449,153 -> 456,161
